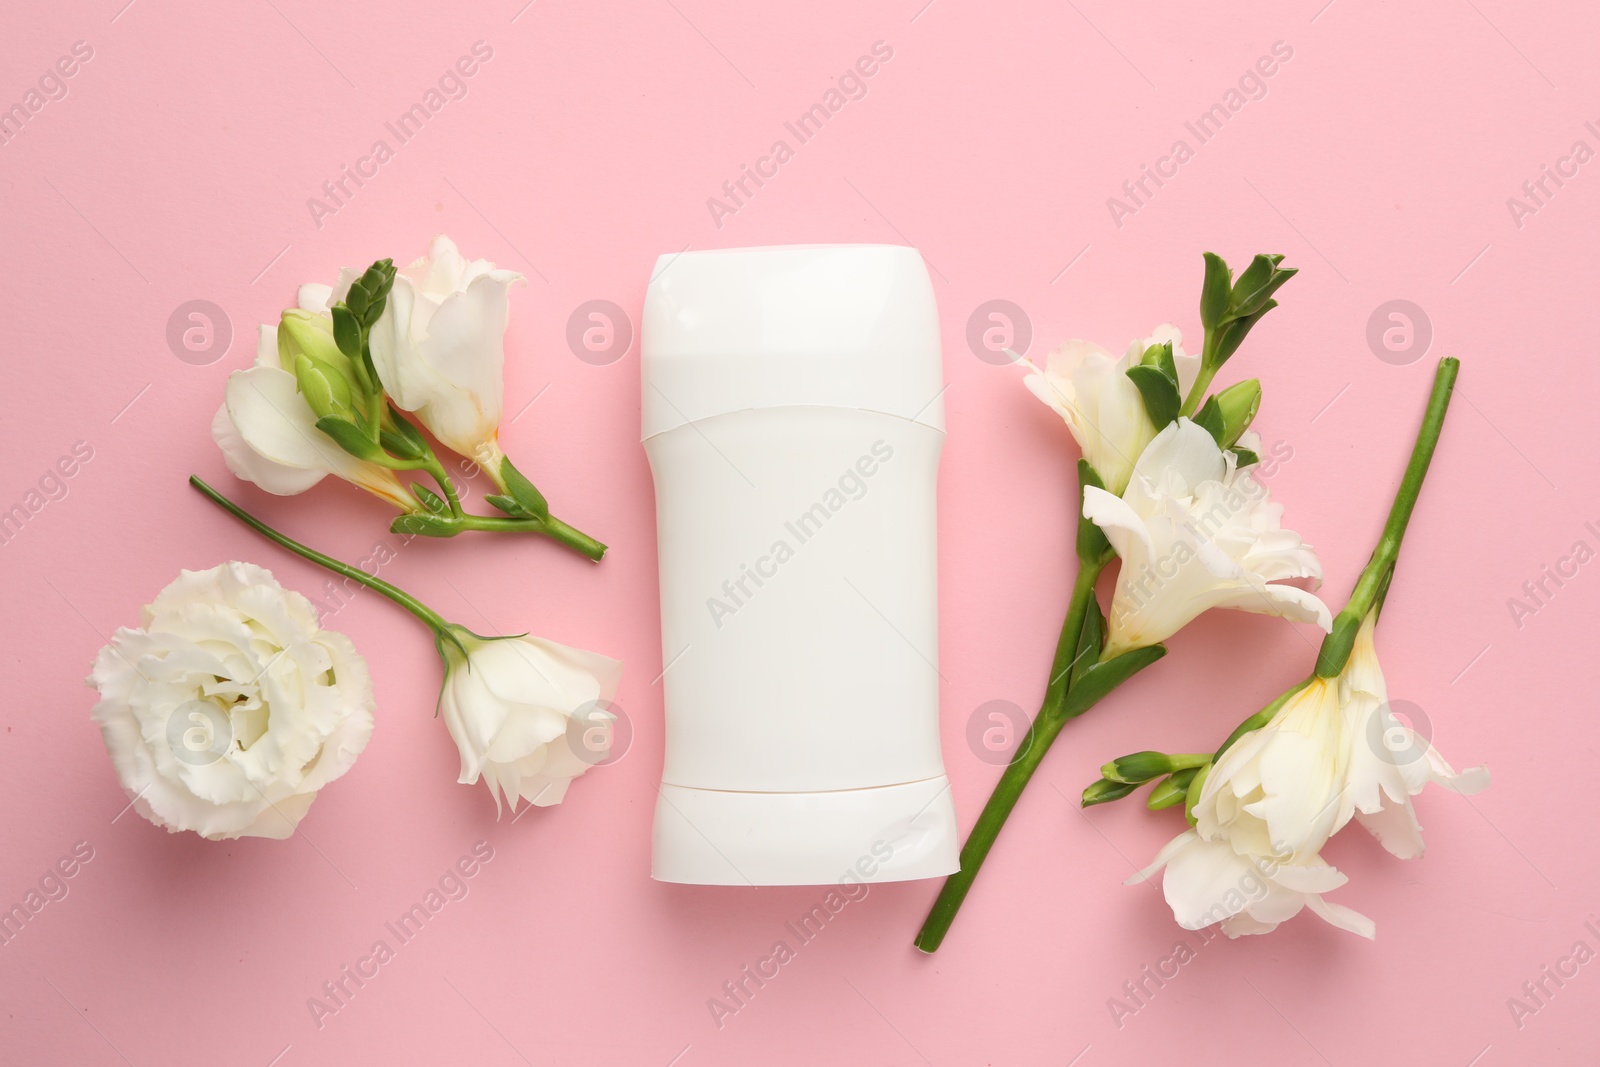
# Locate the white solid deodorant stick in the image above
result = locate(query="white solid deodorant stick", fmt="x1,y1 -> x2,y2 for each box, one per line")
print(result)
642,244 -> 959,886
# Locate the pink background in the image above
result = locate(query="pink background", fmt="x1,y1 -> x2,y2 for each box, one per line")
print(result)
2,0 -> 1596,1063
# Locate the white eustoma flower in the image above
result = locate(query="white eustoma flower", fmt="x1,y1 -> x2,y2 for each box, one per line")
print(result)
1129,829 -> 1374,939
438,629 -> 623,813
211,323 -> 412,508
302,235 -> 525,466
1022,324 -> 1199,494
1083,418 -> 1330,659
88,562 -> 374,841
1339,614 -> 1489,858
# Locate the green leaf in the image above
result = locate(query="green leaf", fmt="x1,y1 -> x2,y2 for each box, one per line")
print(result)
1199,252 -> 1232,330
484,493 -> 532,518
1062,644 -> 1166,720
1230,447 -> 1261,469
330,304 -> 362,360
390,513 -> 459,537
499,456 -> 549,521
315,415 -> 381,459
1192,397 -> 1225,444
1081,777 -> 1139,807
1075,459 -> 1110,563
410,483 -> 447,513
1125,364 -> 1181,430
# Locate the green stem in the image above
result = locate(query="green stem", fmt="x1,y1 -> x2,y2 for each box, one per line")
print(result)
456,513 -> 607,560
914,555 -> 1106,954
1178,353 -> 1219,418
1314,356 -> 1458,676
188,475 -> 453,637
420,452 -> 465,519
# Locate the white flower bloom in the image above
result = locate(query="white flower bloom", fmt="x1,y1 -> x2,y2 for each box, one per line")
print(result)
302,235 -> 524,465
1136,613 -> 1488,938
438,629 -> 622,813
1022,324 -> 1200,494
1339,614 -> 1490,858
88,562 -> 374,841
211,323 -> 412,508
1083,418 -> 1330,658
1129,829 -> 1374,939
1193,677 -> 1345,864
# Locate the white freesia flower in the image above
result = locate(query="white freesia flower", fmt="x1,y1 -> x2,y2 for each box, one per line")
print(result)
438,629 -> 623,813
1339,614 -> 1490,858
88,562 -> 374,840
1022,324 -> 1199,494
211,323 -> 412,508
1129,829 -> 1374,939
1083,418 -> 1330,658
1136,614 -> 1488,938
301,235 -> 525,466
1193,677 -> 1345,863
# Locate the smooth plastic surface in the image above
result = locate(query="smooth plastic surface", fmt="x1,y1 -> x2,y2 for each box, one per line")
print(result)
652,778 -> 960,886
642,245 -> 957,885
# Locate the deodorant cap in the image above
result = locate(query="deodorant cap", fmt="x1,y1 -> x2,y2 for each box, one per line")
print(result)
640,244 -> 945,439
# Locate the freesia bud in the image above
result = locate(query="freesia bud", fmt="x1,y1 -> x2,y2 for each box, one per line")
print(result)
278,308 -> 346,371
294,354 -> 355,422
1082,777 -> 1138,807
1102,750 -> 1175,784
1213,378 -> 1261,448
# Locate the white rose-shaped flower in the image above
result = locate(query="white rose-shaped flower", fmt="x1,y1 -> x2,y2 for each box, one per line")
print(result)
211,320 -> 412,508
1083,417 -> 1330,658
438,628 -> 623,813
1129,829 -> 1373,939
88,562 -> 374,840
1338,614 -> 1489,858
301,235 -> 524,466
1022,324 -> 1199,494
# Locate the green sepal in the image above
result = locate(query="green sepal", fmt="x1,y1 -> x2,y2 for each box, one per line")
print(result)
1082,777 -> 1139,807
380,429 -> 423,461
1230,447 -> 1261,469
344,280 -> 371,321
499,456 -> 549,520
1125,364 -> 1181,430
484,493 -> 531,518
1141,341 -> 1178,383
1072,594 -> 1105,690
1148,766 -> 1201,810
1212,299 -> 1278,368
1192,396 -> 1225,445
1062,644 -> 1166,720
1183,763 -> 1211,823
1228,255 -> 1296,321
390,513 -> 459,537
1199,252 -> 1232,331
1075,459 -> 1111,563
330,304 -> 362,360
410,483 -> 447,514
315,415 -> 381,460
